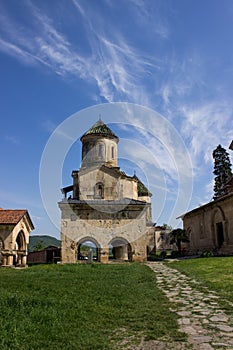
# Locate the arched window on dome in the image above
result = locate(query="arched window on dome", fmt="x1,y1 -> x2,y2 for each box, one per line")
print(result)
98,143 -> 105,159
111,146 -> 115,159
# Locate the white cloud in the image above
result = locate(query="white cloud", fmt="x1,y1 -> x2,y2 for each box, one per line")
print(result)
71,0 -> 86,17
180,101 -> 233,164
0,1 -> 162,105
128,0 -> 170,39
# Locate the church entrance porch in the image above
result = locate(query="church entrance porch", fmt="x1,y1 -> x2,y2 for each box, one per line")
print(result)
109,238 -> 132,262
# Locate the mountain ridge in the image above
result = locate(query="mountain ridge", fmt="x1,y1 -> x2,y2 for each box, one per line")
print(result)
29,235 -> 60,252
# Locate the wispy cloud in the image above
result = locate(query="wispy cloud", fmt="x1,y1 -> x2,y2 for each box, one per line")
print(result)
5,135 -> 19,144
128,0 -> 170,39
0,1 -> 162,105
180,101 -> 233,163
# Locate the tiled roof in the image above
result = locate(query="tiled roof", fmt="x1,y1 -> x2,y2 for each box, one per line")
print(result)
81,119 -> 118,140
0,209 -> 28,224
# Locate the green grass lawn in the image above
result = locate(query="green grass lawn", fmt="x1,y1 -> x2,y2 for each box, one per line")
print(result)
0,263 -> 186,350
169,257 -> 233,309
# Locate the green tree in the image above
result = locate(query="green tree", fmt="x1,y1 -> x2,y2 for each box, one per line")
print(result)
213,144 -> 232,199
32,240 -> 45,252
170,228 -> 189,252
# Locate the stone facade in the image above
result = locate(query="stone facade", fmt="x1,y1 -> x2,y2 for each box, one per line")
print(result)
182,140 -> 233,255
0,209 -> 34,267
59,119 -> 154,263
182,193 -> 233,254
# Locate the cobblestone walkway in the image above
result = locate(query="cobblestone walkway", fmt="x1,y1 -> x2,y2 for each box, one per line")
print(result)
147,262 -> 233,350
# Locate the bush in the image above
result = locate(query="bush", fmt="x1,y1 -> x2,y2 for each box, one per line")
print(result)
160,251 -> 167,259
170,250 -> 186,258
200,250 -> 214,258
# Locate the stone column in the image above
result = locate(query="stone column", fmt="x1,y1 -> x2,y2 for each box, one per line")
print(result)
7,255 -> 13,267
2,254 -> 7,266
100,248 -> 109,263
17,254 -> 22,266
21,255 -> 27,267
122,245 -> 128,261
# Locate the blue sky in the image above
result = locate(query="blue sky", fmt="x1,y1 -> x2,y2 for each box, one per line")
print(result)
0,0 -> 232,238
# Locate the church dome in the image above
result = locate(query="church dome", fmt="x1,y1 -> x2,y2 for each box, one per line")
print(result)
80,119 -> 118,141
80,119 -> 119,168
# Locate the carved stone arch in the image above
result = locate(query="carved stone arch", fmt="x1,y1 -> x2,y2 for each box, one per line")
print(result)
78,236 -> 101,247
0,237 -> 4,265
108,237 -> 132,261
15,230 -> 27,251
0,236 -> 4,250
211,205 -> 228,248
13,230 -> 27,266
77,236 -> 101,262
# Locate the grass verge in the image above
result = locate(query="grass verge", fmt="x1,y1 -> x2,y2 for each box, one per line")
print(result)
0,263 -> 186,350
168,257 -> 233,311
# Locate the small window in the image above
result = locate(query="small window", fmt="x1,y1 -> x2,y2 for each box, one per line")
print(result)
111,146 -> 114,159
95,183 -> 104,199
98,144 -> 103,158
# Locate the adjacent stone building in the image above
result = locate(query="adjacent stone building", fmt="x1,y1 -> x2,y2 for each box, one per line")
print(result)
59,119 -> 154,263
0,209 -> 34,267
182,140 -> 233,255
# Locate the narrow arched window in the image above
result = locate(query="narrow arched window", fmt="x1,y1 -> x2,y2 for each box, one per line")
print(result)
98,144 -> 104,158
111,146 -> 114,159
95,183 -> 104,199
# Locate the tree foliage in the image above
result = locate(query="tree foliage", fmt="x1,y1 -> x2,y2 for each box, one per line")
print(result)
170,228 -> 189,252
213,144 -> 232,199
32,240 -> 45,252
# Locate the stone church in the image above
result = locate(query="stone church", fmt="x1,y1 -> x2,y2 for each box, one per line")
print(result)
59,119 -> 154,263
182,140 -> 233,255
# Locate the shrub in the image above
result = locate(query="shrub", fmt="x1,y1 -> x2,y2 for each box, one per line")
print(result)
170,250 -> 186,258
200,250 -> 214,258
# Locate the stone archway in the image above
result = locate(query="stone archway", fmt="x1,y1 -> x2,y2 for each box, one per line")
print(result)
77,237 -> 101,262
186,227 -> 192,251
14,230 -> 27,266
109,237 -> 132,262
211,206 -> 228,249
0,237 -> 4,265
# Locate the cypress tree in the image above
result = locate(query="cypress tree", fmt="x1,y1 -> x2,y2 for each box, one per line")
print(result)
213,144 -> 232,199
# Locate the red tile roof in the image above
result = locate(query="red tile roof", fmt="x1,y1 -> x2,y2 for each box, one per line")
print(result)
0,210 -> 28,224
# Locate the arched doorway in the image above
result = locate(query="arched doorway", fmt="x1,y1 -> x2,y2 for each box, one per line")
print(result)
14,230 -> 26,266
109,237 -> 132,261
211,206 -> 227,249
77,237 -> 100,262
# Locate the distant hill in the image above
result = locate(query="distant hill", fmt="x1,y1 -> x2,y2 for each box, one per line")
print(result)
29,235 -> 61,252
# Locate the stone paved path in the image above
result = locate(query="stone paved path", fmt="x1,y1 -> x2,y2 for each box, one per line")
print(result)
147,262 -> 233,350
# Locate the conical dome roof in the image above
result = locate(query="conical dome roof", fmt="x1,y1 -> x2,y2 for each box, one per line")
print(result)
80,119 -> 118,141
